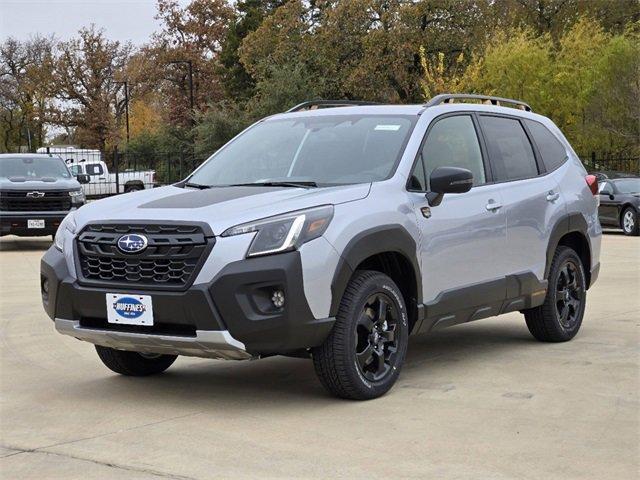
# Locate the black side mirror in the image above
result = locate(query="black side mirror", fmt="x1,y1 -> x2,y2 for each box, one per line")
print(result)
609,194 -> 615,200
426,167 -> 474,206
76,174 -> 91,184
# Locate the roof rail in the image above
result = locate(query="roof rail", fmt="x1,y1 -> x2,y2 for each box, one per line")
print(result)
286,99 -> 380,113
425,94 -> 532,112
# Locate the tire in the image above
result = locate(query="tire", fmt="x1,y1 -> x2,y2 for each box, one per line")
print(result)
95,346 -> 177,376
124,184 -> 143,193
524,246 -> 586,342
621,207 -> 639,236
312,270 -> 409,400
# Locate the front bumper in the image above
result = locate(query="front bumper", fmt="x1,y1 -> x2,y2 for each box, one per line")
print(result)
1,211 -> 69,236
55,319 -> 251,360
41,245 -> 335,357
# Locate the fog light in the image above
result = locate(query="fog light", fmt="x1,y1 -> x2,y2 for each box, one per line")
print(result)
271,290 -> 285,309
41,277 -> 49,301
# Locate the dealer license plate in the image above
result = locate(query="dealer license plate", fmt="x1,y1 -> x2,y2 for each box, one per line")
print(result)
106,293 -> 154,326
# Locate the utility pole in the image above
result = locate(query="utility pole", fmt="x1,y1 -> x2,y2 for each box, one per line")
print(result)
115,81 -> 130,145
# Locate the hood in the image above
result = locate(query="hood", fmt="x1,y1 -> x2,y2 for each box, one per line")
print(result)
73,183 -> 371,234
0,176 -> 81,191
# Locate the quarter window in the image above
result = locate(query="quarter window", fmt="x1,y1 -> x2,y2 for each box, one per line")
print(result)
479,116 -> 538,181
525,120 -> 567,171
417,115 -> 486,188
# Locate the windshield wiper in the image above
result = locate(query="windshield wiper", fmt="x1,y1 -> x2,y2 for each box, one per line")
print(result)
184,182 -> 212,189
230,181 -> 318,188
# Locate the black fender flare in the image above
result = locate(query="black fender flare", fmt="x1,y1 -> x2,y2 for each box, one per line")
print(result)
545,213 -> 590,280
329,225 -> 422,317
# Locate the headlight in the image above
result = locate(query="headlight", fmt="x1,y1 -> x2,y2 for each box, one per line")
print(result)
69,189 -> 85,205
54,212 -> 77,252
222,205 -> 334,257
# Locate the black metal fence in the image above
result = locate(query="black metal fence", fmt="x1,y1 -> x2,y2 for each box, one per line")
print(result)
46,148 -> 207,198
44,147 -> 639,199
579,152 -> 639,175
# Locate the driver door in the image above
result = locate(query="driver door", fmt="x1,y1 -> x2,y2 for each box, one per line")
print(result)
407,114 -> 508,329
598,181 -> 618,226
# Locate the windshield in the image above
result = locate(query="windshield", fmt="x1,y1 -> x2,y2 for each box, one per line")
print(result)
0,156 -> 71,179
614,178 -> 640,194
188,115 -> 417,187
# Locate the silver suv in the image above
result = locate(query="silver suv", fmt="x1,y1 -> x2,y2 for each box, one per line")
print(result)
41,94 -> 602,400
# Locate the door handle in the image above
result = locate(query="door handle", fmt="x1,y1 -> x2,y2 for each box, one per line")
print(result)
486,200 -> 502,211
546,191 -> 560,202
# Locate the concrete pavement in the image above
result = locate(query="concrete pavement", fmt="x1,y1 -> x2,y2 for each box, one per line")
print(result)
0,233 -> 638,479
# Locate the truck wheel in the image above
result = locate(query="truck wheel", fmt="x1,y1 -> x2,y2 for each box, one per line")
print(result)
524,246 -> 586,342
95,346 -> 177,376
312,270 -> 408,400
124,184 -> 143,193
621,207 -> 639,236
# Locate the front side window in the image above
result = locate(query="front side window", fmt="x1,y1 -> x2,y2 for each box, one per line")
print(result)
480,116 -> 538,182
525,120 -> 567,171
188,115 -> 417,186
417,115 -> 486,189
0,156 -> 71,179
613,179 -> 640,194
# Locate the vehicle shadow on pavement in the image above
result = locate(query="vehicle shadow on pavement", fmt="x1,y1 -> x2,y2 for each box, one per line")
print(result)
67,321 -> 533,407
0,237 -> 52,252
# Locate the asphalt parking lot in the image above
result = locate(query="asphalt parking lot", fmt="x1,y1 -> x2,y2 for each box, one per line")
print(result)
0,233 -> 638,479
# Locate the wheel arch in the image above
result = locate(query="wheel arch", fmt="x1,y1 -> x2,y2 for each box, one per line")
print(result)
330,225 -> 422,332
546,213 -> 593,289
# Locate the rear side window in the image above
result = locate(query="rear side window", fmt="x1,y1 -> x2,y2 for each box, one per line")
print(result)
479,116 -> 538,181
525,120 -> 567,171
86,163 -> 104,176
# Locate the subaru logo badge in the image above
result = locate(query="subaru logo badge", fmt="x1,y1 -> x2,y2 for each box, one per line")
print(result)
117,234 -> 148,254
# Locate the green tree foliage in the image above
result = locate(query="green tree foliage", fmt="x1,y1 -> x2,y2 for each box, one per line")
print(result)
1,0 -> 637,162
461,18 -> 639,155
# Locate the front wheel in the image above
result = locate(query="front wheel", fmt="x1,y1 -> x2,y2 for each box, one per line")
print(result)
312,270 -> 409,400
524,246 -> 586,342
621,207 -> 639,236
95,346 -> 177,376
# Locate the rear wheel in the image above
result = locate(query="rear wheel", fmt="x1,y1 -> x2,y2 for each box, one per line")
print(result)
124,184 -> 144,193
312,270 -> 408,400
95,346 -> 177,376
524,246 -> 586,342
621,207 -> 639,236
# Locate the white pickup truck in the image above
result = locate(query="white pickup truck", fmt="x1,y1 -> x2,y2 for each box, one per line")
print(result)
36,147 -> 155,198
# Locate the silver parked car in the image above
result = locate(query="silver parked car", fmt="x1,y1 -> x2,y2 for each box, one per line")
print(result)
41,94 -> 602,399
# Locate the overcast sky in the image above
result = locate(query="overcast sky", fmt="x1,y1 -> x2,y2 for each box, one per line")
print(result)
0,0 -> 190,45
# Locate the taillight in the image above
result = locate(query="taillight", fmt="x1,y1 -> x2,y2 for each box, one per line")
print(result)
585,175 -> 598,196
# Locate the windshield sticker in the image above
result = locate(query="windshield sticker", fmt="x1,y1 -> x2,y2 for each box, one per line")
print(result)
374,124 -> 402,131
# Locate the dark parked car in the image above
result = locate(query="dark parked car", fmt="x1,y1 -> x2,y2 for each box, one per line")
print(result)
0,154 -> 89,238
598,177 -> 640,236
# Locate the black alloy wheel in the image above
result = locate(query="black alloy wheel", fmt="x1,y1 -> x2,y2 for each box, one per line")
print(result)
355,293 -> 400,382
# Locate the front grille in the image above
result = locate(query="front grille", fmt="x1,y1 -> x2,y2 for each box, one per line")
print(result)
76,224 -> 213,290
0,190 -> 72,211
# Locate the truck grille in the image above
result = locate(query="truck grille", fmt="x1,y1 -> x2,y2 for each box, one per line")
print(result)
0,190 -> 72,211
76,224 -> 214,290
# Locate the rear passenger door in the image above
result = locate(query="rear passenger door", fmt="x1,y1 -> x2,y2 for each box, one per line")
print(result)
478,115 -> 566,282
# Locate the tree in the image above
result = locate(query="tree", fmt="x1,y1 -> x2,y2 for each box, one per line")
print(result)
0,35 -> 56,151
218,0 -> 283,100
54,26 -> 132,150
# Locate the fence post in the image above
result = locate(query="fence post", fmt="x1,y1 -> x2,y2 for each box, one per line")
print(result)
113,147 -> 120,194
